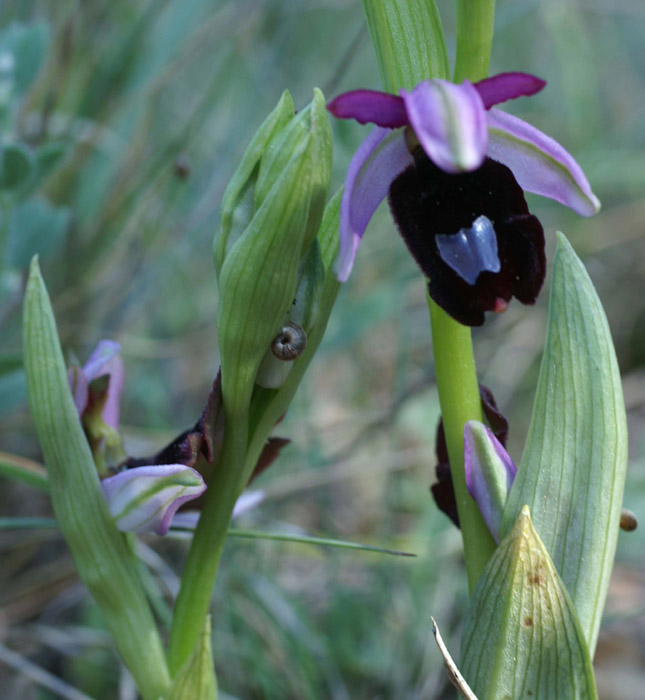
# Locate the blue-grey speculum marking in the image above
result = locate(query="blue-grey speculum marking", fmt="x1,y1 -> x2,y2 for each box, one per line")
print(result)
435,215 -> 501,285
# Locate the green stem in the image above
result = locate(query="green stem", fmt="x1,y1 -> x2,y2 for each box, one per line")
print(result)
449,0 -> 499,591
454,0 -> 497,82
167,414 -> 248,675
361,0 -> 498,591
428,297 -> 495,591
167,194 -> 342,674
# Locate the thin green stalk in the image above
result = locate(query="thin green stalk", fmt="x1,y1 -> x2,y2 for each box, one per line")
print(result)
448,0 -> 499,590
168,414 -> 247,675
428,297 -> 495,591
454,0 -> 497,82
361,0 -> 498,590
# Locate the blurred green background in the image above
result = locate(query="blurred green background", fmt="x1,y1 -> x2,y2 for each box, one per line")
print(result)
0,0 -> 643,698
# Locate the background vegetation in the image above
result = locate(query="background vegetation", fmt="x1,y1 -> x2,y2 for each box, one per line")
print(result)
0,0 -> 643,697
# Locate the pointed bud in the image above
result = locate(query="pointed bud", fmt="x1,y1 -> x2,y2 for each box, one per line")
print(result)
213,89 -> 294,278
215,88 -> 332,413
464,420 -> 516,542
255,240 -> 324,388
101,464 -> 206,535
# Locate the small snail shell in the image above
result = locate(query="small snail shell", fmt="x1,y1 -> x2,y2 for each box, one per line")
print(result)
620,508 -> 638,532
271,322 -> 307,361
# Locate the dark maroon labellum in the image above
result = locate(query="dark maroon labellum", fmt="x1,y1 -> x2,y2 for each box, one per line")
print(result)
388,152 -> 546,326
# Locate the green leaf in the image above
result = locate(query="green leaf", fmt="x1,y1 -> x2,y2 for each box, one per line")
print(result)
502,233 -> 628,654
22,258 -> 170,700
8,197 -> 71,268
461,506 -> 597,699
166,616 -> 217,700
0,143 -> 34,193
361,0 -> 450,91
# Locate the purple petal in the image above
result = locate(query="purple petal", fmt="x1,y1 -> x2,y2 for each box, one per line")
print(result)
337,128 -> 413,282
83,340 -> 125,430
464,421 -> 517,542
401,79 -> 487,173
83,340 -> 121,381
486,109 -> 601,216
327,89 -> 409,128
474,72 -> 546,110
101,464 -> 206,535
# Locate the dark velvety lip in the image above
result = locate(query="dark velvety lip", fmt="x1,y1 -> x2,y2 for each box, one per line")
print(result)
388,154 -> 546,326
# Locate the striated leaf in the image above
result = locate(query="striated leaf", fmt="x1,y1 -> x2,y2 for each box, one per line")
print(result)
23,258 -> 169,700
461,506 -> 597,699
501,233 -> 628,654
361,0 -> 449,91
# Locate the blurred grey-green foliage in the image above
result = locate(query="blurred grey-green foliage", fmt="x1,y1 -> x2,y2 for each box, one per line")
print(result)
0,0 -> 643,698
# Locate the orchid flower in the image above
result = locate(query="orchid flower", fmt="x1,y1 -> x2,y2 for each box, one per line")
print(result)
327,72 -> 600,325
101,464 -> 207,535
69,339 -> 124,430
68,340 -> 126,473
68,340 -> 207,534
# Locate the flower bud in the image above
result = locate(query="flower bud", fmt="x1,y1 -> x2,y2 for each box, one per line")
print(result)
255,240 -> 325,388
213,90 -> 294,278
68,340 -> 126,475
464,420 -> 516,542
215,88 -> 332,414
101,464 -> 206,535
